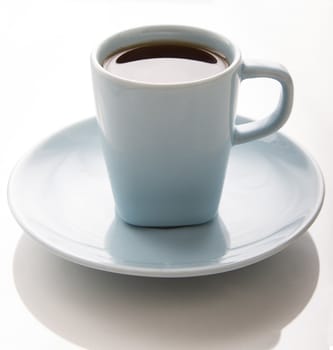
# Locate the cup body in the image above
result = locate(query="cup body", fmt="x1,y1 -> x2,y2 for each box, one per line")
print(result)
91,25 -> 242,227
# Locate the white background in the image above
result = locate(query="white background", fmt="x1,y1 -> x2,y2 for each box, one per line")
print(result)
1,0 -> 333,349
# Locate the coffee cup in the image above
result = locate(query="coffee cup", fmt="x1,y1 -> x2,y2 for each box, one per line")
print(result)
91,25 -> 293,227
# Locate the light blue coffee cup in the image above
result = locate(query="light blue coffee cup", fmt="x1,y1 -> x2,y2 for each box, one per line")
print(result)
91,25 -> 293,227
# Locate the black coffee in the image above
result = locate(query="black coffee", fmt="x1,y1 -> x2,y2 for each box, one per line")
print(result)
103,43 -> 229,84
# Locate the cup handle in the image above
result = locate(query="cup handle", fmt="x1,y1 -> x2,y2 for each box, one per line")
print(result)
233,60 -> 294,145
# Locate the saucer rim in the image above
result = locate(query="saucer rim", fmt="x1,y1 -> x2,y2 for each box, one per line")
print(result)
7,117 -> 325,277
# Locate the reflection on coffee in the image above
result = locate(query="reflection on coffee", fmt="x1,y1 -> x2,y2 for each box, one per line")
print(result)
103,43 -> 229,84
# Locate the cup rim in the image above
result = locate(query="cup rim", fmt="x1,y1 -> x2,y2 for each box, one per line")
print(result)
91,25 -> 242,88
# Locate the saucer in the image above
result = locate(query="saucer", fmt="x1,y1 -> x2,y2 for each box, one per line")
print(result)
8,117 -> 324,277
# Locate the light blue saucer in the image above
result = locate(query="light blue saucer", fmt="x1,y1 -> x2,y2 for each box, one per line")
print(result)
8,117 -> 324,277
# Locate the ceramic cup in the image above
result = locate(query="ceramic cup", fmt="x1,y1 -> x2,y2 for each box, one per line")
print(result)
91,25 -> 293,227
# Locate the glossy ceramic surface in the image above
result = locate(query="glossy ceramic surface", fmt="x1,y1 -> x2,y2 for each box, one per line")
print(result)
8,117 -> 324,277
91,25 -> 293,226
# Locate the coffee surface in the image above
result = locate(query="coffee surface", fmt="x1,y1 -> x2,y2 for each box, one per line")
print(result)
103,43 -> 229,84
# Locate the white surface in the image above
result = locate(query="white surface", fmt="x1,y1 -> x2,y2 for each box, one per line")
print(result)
1,0 -> 332,349
7,117 -> 324,277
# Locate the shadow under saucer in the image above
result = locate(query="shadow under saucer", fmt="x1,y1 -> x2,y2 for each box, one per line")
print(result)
13,232 -> 319,350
